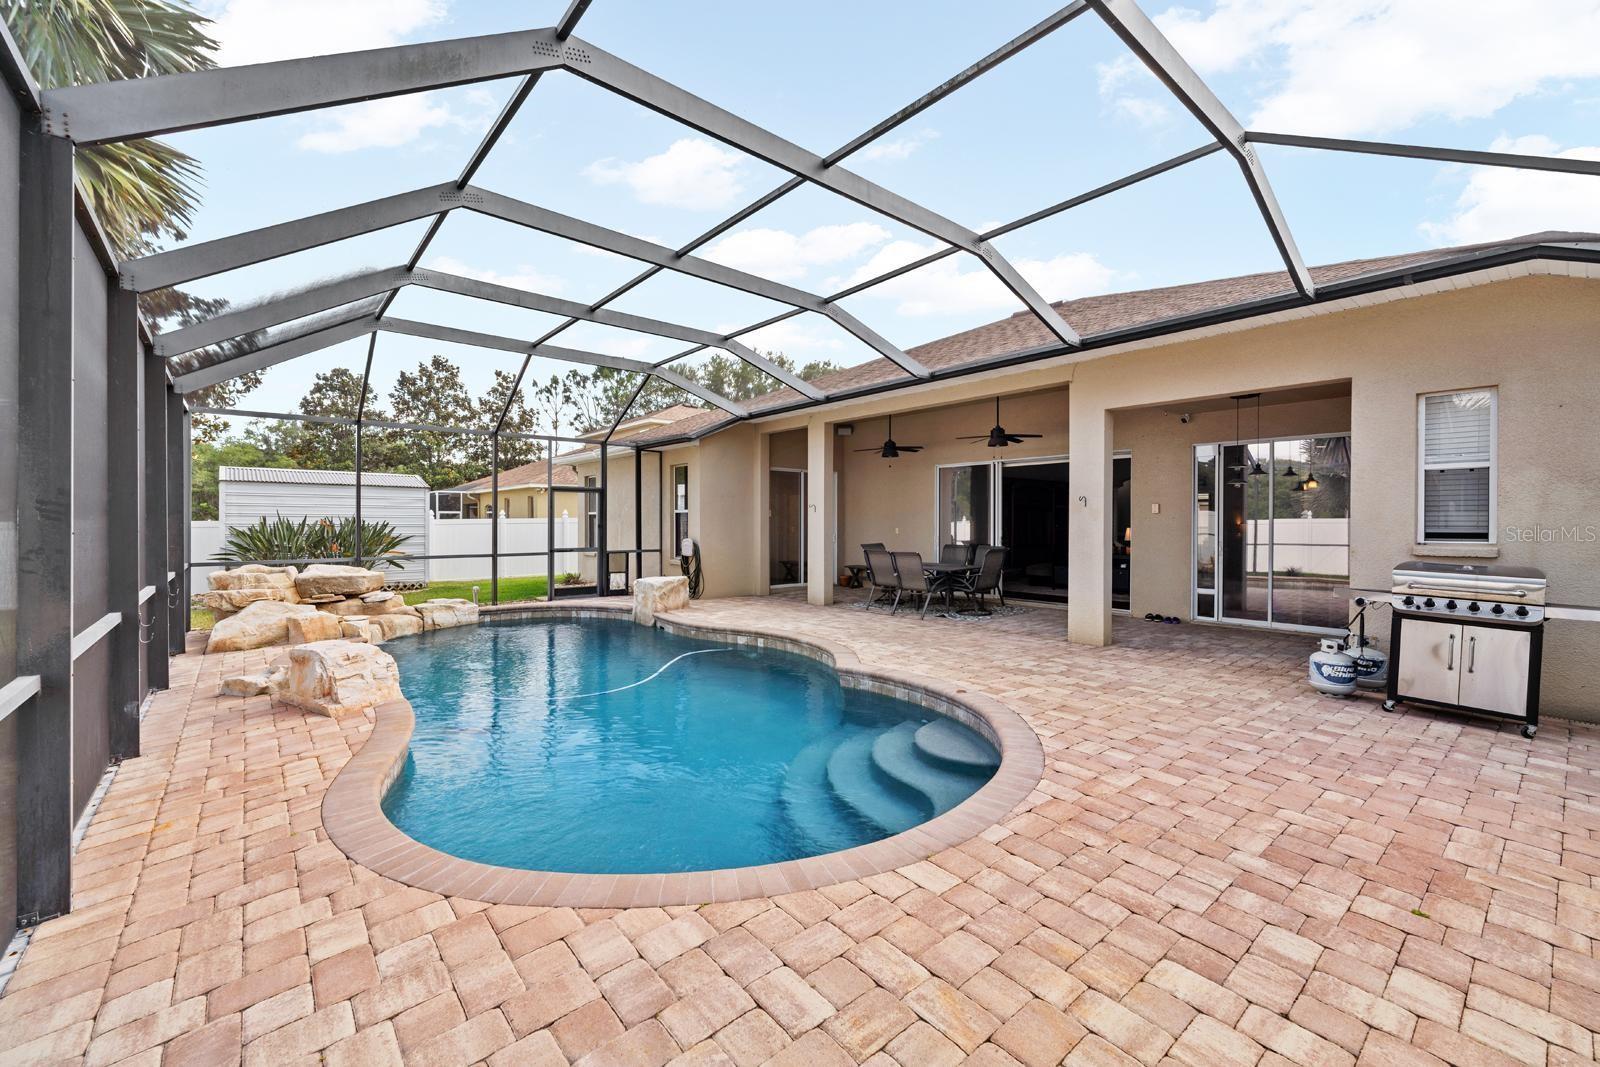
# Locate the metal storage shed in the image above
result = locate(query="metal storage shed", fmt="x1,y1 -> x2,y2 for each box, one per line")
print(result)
217,467 -> 431,584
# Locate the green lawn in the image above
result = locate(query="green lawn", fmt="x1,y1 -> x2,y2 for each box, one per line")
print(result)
399,575 -> 549,605
190,575 -> 561,631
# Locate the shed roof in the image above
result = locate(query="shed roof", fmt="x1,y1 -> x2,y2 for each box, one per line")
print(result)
218,466 -> 428,488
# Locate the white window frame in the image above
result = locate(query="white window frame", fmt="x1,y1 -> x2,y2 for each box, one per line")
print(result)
1417,387 -> 1498,545
671,464 -> 690,553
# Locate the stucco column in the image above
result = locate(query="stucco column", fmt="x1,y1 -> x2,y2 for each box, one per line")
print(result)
755,431 -> 772,595
1067,387 -> 1114,645
806,418 -> 835,606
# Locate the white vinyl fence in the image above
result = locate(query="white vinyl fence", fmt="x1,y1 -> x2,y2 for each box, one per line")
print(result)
1243,517 -> 1350,577
192,517 -> 584,588
425,517 -> 585,582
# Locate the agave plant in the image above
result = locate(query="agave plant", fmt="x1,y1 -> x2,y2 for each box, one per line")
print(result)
213,514 -> 412,569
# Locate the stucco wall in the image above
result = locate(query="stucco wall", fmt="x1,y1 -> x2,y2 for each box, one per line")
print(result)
1066,274 -> 1598,717
1116,395 -> 1352,621
834,389 -> 1070,562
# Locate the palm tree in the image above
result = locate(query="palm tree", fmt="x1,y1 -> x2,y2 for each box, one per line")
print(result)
4,1 -> 268,438
3,0 -> 217,262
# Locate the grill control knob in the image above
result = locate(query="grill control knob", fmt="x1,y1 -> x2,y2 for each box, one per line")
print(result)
1491,603 -> 1505,615
1423,598 -> 1435,608
1402,596 -> 1415,607
1445,600 -> 1457,610
1516,605 -> 1529,618
1468,602 -> 1480,613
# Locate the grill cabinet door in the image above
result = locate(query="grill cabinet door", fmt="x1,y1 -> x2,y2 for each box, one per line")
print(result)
1398,619 -> 1463,706
1457,626 -> 1531,718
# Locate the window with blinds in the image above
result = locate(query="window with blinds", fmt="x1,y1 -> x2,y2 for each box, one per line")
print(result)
1419,389 -> 1495,541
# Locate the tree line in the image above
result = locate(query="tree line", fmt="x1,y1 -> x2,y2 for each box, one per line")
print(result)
191,350 -> 840,518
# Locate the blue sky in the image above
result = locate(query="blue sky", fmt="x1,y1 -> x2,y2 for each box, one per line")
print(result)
171,0 -> 1600,428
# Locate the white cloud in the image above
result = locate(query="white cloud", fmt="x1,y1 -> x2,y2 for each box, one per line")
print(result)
733,318 -> 848,357
1421,135 -> 1600,245
705,223 -> 890,280
201,0 -> 447,65
426,255 -> 566,295
1095,56 -> 1175,128
584,139 -> 747,211
1114,96 -> 1174,127
857,129 -> 941,161
1149,0 -> 1600,137
295,93 -> 455,153
843,241 -> 1119,317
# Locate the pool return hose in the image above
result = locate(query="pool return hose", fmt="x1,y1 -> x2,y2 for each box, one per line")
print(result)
677,538 -> 704,600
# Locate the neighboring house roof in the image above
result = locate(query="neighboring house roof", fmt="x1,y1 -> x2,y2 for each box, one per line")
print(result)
448,462 -> 584,495
218,466 -> 427,488
557,404 -> 732,460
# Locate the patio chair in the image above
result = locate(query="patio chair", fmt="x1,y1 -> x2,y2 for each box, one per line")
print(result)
939,543 -> 968,566
889,551 -> 933,618
967,543 -> 990,566
957,546 -> 1007,612
863,547 -> 898,610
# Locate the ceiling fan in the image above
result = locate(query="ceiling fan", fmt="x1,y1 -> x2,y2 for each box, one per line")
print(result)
854,415 -> 923,459
959,397 -> 1043,448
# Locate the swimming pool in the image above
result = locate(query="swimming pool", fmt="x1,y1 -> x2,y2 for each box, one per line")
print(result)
381,616 -> 1000,874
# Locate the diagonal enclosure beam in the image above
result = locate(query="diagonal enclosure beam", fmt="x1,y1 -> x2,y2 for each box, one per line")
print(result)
121,183 -> 460,292
154,266 -> 409,356
1088,0 -> 1315,298
560,37 -> 1080,346
40,29 -> 569,144
175,312 -> 749,417
408,268 -> 825,399
54,15 -> 1079,347
377,319 -> 748,415
173,313 -> 380,393
530,3 -> 1091,349
1243,131 -> 1600,177
464,187 -> 930,377
152,263 -> 826,401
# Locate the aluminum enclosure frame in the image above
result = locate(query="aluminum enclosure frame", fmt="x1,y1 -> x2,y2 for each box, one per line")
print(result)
95,0 -> 1594,441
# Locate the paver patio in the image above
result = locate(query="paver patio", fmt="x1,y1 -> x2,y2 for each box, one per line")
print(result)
2,594 -> 1597,1066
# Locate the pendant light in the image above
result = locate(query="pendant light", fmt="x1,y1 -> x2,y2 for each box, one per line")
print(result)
1247,394 -> 1266,477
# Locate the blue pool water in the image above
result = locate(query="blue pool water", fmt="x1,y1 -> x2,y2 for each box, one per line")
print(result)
381,617 -> 999,874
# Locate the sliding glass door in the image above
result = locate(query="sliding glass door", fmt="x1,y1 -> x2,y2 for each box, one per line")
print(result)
1194,436 -> 1350,631
769,469 -> 805,587
936,463 -> 992,548
941,455 -> 1132,609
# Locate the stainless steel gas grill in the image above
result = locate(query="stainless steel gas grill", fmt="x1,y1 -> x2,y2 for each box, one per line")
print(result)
1385,561 -> 1546,737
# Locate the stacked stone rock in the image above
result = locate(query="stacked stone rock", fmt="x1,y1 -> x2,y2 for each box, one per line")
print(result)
201,563 -> 479,654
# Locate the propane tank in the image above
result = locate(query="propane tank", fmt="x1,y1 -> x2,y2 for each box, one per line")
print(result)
1309,637 -> 1357,696
1345,634 -> 1389,690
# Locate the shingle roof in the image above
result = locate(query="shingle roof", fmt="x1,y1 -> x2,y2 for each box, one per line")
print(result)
448,462 -> 583,494
218,466 -> 427,488
731,230 -> 1600,415
466,231 -> 1599,460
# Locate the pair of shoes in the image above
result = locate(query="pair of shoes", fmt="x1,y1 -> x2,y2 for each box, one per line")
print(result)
1143,613 -> 1161,621
1162,616 -> 1181,624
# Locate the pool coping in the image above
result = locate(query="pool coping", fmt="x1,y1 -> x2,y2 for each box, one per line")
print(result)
320,603 -> 1045,907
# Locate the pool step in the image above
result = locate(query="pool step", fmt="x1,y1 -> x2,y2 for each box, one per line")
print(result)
914,718 -> 1000,773
826,733 -> 924,837
779,737 -> 864,855
871,723 -> 987,815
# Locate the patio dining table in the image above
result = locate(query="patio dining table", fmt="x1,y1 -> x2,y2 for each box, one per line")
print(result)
922,561 -> 979,617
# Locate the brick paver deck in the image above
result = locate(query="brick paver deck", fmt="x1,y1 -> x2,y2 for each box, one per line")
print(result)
2,595 -> 1597,1066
